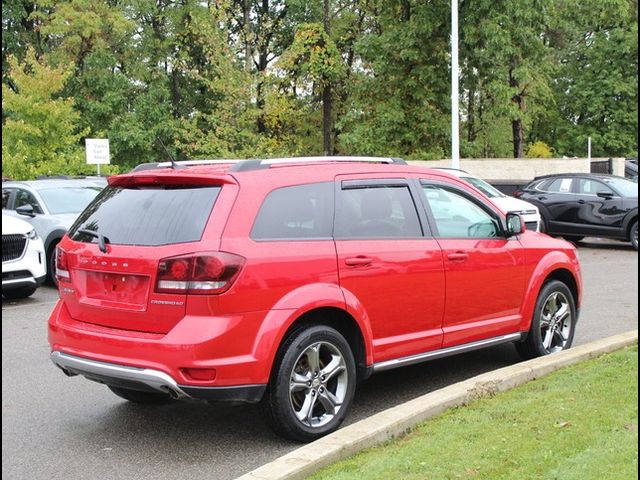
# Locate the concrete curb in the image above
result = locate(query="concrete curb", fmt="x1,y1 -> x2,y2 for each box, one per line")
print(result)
237,330 -> 638,480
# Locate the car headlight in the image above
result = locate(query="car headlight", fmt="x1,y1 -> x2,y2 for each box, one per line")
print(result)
26,229 -> 39,240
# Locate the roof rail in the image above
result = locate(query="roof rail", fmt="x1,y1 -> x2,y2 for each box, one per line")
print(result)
130,159 -> 239,172
229,156 -> 407,172
130,157 -> 406,173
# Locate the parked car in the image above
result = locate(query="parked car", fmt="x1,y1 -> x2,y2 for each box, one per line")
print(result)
625,158 -> 638,179
433,168 -> 541,231
49,157 -> 581,442
2,179 -> 105,285
2,214 -> 46,299
514,173 -> 638,249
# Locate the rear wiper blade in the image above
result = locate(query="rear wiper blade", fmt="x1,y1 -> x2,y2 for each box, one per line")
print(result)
78,228 -> 110,253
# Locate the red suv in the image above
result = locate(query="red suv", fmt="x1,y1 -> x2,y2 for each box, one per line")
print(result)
49,157 -> 581,441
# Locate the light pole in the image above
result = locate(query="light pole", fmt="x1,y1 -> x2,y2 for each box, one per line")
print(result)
451,0 -> 460,169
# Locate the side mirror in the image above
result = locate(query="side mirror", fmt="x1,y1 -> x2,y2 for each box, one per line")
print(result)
596,191 -> 614,200
16,204 -> 36,217
506,212 -> 525,236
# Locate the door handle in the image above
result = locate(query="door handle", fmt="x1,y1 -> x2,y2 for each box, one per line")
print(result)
447,252 -> 469,262
345,256 -> 373,267
578,199 -> 585,204
538,196 -> 547,200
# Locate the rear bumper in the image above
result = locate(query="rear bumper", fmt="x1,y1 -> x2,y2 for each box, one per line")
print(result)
48,300 -> 274,400
51,351 -> 266,403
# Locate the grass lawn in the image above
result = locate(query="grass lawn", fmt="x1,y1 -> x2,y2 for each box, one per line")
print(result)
311,345 -> 638,480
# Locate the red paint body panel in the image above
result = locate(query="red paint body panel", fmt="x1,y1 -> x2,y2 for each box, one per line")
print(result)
436,237 -> 526,347
48,162 -> 582,393
335,239 -> 445,362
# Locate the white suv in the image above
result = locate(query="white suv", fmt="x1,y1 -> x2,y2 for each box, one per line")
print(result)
434,168 -> 541,231
2,214 -> 46,299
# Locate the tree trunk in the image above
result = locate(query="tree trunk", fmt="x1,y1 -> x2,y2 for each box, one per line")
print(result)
509,69 -> 526,158
322,0 -> 333,155
512,118 -> 524,158
243,0 -> 252,73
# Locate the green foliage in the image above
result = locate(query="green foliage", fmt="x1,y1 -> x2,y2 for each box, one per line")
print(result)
279,22 -> 345,87
526,141 -> 555,158
311,345 -> 638,480
2,49 -> 89,177
337,1 -> 451,159
534,0 -> 638,158
1,0 -> 637,177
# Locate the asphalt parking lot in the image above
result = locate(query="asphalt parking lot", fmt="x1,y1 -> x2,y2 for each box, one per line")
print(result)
2,238 -> 637,480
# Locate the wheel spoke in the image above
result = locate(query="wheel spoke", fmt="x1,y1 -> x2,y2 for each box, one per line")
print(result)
306,344 -> 321,373
295,391 -> 317,425
318,388 -> 340,415
542,327 -> 554,350
555,302 -> 570,322
540,313 -> 552,327
553,329 -> 566,347
290,372 -> 310,393
320,354 -> 345,382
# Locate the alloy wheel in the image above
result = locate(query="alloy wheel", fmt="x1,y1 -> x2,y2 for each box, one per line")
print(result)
289,341 -> 349,428
539,291 -> 573,353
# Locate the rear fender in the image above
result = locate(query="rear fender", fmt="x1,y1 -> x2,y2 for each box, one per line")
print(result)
251,283 -> 374,381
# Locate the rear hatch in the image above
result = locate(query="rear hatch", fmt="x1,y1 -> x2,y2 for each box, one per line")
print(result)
58,173 -> 232,334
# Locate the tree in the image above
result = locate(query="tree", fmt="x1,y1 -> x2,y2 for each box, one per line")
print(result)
338,0 -> 450,159
535,0 -> 638,158
2,49 -> 88,178
461,0 -> 555,158
278,22 -> 345,154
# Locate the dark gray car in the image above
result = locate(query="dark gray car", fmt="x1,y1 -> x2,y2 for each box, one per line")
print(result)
2,178 -> 106,284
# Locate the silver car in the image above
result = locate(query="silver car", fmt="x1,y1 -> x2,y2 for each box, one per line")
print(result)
2,178 -> 106,285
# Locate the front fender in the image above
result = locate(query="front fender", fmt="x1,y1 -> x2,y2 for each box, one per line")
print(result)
250,283 -> 374,381
44,230 -> 67,254
519,250 -> 582,332
622,208 -> 638,231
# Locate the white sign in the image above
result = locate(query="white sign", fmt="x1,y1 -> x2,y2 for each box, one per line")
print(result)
85,139 -> 111,165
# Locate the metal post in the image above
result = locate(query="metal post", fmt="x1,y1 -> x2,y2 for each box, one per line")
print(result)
451,0 -> 460,169
587,136 -> 591,161
97,164 -> 101,176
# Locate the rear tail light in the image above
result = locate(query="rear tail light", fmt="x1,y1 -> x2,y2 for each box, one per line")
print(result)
56,247 -> 70,282
156,252 -> 245,295
513,190 -> 523,198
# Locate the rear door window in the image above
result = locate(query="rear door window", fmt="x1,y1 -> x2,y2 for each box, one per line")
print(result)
546,177 -> 573,193
69,186 -> 220,246
335,184 -> 423,238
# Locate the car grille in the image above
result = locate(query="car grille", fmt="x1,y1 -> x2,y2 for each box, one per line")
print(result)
2,234 -> 27,262
525,221 -> 539,231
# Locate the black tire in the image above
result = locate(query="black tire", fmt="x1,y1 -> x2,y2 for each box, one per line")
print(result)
516,280 -> 577,360
260,325 -> 356,442
107,386 -> 170,404
47,243 -> 59,287
2,286 -> 37,299
563,236 -> 584,243
630,221 -> 638,250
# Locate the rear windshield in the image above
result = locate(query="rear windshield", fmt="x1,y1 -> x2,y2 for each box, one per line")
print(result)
68,185 -> 220,246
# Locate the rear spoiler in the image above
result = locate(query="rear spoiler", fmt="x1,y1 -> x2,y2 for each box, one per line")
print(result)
108,173 -> 235,187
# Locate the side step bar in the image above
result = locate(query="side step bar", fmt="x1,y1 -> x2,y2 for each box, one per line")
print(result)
373,333 -> 524,373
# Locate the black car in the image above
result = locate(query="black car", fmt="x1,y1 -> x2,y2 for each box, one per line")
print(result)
515,173 -> 638,249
